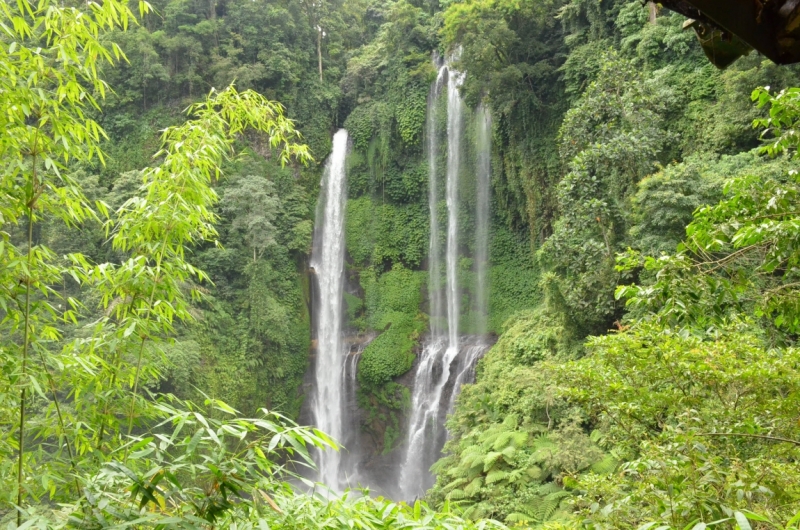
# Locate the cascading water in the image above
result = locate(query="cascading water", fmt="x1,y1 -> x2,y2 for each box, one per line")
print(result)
308,65 -> 492,501
310,129 -> 349,491
475,104 -> 492,337
399,62 -> 486,500
447,337 -> 487,414
444,67 -> 465,355
427,64 -> 446,337
337,334 -> 376,490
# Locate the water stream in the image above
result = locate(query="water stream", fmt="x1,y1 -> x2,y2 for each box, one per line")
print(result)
310,129 -> 350,491
398,62 -> 490,500
475,103 -> 492,337
427,64 -> 446,338
309,67 -> 492,499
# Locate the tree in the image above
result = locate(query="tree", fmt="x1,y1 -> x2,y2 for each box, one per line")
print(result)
299,0 -> 331,81
538,52 -> 672,334
222,175 -> 281,261
0,0 -> 141,516
618,87 -> 800,338
0,0 -> 314,514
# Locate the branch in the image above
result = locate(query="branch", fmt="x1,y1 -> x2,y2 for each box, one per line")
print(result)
696,432 -> 800,446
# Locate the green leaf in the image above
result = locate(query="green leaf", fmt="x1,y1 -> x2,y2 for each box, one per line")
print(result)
735,512 -> 753,530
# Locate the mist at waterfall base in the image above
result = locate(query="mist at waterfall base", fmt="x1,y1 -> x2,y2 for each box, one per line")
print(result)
304,61 -> 493,500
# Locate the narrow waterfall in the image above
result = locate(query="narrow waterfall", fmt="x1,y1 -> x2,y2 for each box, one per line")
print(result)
337,334 -> 376,490
427,65 -> 446,338
475,104 -> 491,337
310,129 -> 349,491
399,63 -> 476,500
445,68 -> 465,354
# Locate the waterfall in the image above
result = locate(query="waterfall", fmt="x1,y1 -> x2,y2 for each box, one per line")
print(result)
307,67 -> 492,501
399,63 -> 478,500
475,104 -> 491,336
310,129 -> 349,491
445,68 -> 465,354
427,64 -> 446,338
337,334 -> 375,490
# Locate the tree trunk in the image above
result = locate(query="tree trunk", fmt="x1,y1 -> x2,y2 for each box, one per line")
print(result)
317,28 -> 323,82
648,2 -> 657,23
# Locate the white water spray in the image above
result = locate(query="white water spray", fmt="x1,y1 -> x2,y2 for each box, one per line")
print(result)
445,68 -> 465,355
310,129 -> 349,490
399,63 -> 470,500
475,104 -> 491,336
428,64 -> 447,337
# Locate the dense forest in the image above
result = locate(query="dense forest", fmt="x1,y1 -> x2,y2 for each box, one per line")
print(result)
3,0 -> 800,528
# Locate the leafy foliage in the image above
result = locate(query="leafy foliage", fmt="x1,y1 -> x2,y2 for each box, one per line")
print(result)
434,2 -> 800,527
558,325 -> 800,529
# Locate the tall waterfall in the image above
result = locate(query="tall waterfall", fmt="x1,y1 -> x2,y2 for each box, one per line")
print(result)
310,129 -> 349,491
427,65 -> 446,338
399,62 -> 488,500
475,104 -> 491,336
445,68 -> 465,354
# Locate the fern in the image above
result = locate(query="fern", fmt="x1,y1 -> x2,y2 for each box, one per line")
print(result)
502,414 -> 519,428
590,454 -> 619,475
447,489 -> 467,501
511,431 -> 529,447
536,491 -> 570,522
526,465 -> 544,480
464,476 -> 484,496
507,468 -> 529,485
468,452 -> 486,470
531,434 -> 557,464
535,483 -> 563,496
444,477 -> 468,491
535,498 -> 561,522
466,466 -> 483,481
500,445 -> 516,460
506,513 -> 533,524
431,455 -> 456,475
485,469 -> 509,484
515,487 -> 571,524
483,451 -> 503,471
448,464 -> 469,479
463,502 -> 489,520
492,430 -> 514,451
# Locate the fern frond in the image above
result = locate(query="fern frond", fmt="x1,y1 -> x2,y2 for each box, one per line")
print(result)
502,414 -> 518,428
483,451 -> 503,471
467,465 -> 483,480
531,435 -> 557,464
464,502 -> 488,520
536,498 -> 560,522
536,483 -> 562,495
485,469 -> 509,484
590,454 -> 619,475
432,456 -> 456,475
464,476 -> 483,496
450,465 -> 470,479
506,513 -> 534,524
526,465 -> 544,481
492,431 -> 514,451
447,489 -> 467,501
512,431 -> 529,447
444,477 -> 468,491
468,452 -> 486,469
544,490 -> 570,502
507,468 -> 529,485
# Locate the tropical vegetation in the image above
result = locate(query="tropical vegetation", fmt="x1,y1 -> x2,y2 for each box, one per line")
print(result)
4,0 -> 800,528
